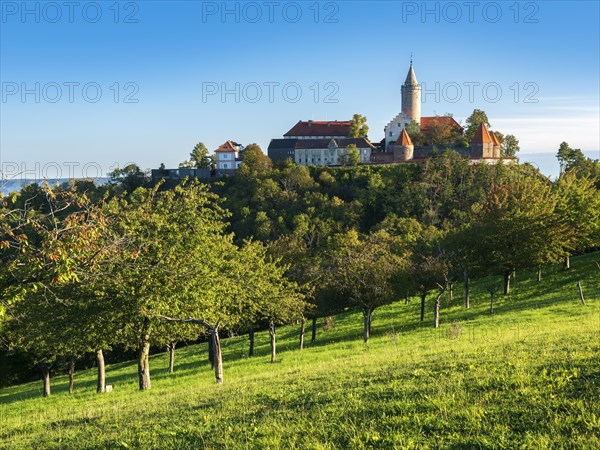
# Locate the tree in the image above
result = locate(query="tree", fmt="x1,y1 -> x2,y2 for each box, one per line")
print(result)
108,164 -> 147,192
501,134 -> 520,158
1,184 -> 112,396
99,181 -> 233,390
239,144 -> 272,175
556,142 -> 599,179
555,171 -> 600,269
405,120 -> 423,146
467,171 -> 568,295
190,142 -> 212,169
327,230 -> 408,342
178,160 -> 195,169
465,109 -> 491,142
348,114 -> 369,138
422,116 -> 459,147
346,145 -> 361,166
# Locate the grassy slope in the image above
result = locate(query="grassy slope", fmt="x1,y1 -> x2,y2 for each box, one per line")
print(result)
1,253 -> 599,449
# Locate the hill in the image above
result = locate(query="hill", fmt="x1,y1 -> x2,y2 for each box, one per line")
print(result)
1,253 -> 599,449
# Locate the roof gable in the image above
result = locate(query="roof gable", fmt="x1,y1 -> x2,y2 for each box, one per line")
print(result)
471,123 -> 493,144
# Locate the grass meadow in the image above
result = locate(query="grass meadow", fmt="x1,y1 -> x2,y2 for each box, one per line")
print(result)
1,252 -> 599,449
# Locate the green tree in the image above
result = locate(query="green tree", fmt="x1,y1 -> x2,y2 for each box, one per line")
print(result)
405,120 -> 423,146
465,109 -> 491,142
348,114 -> 369,138
108,164 -> 147,192
346,144 -> 361,166
190,142 -> 212,169
327,230 -> 409,342
239,144 -> 272,175
555,171 -> 600,269
422,116 -> 459,147
467,171 -> 568,295
502,134 -> 520,158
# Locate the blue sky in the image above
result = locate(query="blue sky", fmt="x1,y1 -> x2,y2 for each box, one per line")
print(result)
1,0 -> 599,179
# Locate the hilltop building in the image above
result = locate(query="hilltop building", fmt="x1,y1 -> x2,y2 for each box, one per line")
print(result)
215,140 -> 244,173
268,121 -> 374,166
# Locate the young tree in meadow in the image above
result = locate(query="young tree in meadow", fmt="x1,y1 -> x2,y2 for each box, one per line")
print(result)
100,181 -> 233,390
555,171 -> 600,270
0,184 -> 111,396
408,225 -> 452,326
327,230 -> 409,342
467,172 -> 568,294
159,239 -> 304,382
348,114 -> 369,138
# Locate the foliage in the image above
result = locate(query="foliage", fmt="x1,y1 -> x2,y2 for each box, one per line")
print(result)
501,134 -> 520,157
464,109 -> 491,142
1,252 -> 599,449
345,144 -> 361,167
422,116 -> 460,147
404,120 -> 423,146
347,114 -> 369,138
239,144 -> 272,176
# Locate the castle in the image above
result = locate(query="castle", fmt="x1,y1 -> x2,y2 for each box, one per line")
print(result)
268,59 -> 508,166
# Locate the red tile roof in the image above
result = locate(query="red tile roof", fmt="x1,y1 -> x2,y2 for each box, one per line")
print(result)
284,120 -> 351,137
471,123 -> 493,144
489,130 -> 501,146
420,116 -> 462,131
215,140 -> 239,153
398,129 -> 413,146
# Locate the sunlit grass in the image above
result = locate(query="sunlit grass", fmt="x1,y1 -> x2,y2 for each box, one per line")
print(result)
1,253 -> 599,449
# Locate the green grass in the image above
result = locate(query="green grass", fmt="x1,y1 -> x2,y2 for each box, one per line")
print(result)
1,253 -> 599,449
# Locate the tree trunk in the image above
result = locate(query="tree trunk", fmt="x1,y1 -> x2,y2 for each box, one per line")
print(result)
168,342 -> 176,373
41,365 -> 51,397
464,270 -> 470,309
212,327 -> 223,384
96,349 -> 106,393
537,266 -> 542,282
68,358 -> 75,395
311,317 -> 317,343
433,295 -> 441,329
269,321 -> 276,363
489,292 -> 495,314
578,281 -> 586,305
449,283 -> 453,302
299,317 -> 306,350
503,271 -> 511,295
138,322 -> 151,391
420,292 -> 426,321
564,254 -> 570,270
363,309 -> 371,343
208,333 -> 215,368
248,329 -> 255,357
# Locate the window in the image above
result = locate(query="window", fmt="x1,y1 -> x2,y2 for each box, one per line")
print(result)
223,163 -> 228,169
389,132 -> 393,136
